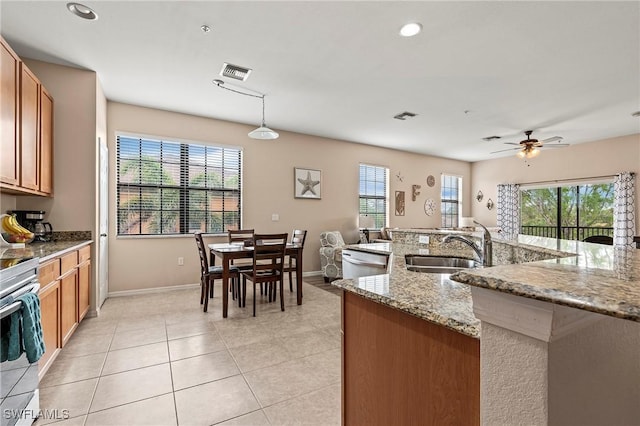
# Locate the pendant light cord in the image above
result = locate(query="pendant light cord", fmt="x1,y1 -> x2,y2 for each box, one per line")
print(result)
213,79 -> 266,125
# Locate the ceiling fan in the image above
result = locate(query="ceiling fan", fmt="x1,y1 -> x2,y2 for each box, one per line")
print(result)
490,130 -> 569,159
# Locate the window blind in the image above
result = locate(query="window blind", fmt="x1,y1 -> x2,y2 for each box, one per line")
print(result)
116,135 -> 242,236
359,164 -> 388,229
441,174 -> 461,228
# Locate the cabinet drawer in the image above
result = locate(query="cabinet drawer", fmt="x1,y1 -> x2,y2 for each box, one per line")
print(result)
78,245 -> 91,264
39,259 -> 60,285
60,251 -> 78,275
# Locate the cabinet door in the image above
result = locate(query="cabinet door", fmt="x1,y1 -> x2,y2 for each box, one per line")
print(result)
19,64 -> 39,191
60,270 -> 78,346
78,260 -> 91,322
39,87 -> 53,195
0,38 -> 19,185
39,281 -> 61,370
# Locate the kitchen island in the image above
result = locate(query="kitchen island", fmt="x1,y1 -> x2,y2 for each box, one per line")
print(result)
332,230 -> 640,425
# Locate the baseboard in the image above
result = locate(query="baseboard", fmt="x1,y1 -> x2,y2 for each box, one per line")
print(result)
107,274 -> 320,298
108,283 -> 200,298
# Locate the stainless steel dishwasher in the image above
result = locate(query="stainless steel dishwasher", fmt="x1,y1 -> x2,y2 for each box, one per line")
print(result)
342,249 -> 391,279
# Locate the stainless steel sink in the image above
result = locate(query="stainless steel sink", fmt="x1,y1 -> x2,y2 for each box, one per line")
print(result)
404,254 -> 479,274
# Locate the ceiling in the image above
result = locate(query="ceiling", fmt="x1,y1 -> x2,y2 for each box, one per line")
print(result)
2,1 -> 639,162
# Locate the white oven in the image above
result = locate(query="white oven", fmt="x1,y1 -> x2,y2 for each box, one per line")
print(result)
0,257 -> 40,426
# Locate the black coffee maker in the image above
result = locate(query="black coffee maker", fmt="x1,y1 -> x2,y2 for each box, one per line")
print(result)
9,210 -> 53,242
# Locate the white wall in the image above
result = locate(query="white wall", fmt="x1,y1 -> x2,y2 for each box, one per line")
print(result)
470,133 -> 640,233
107,102 -> 471,292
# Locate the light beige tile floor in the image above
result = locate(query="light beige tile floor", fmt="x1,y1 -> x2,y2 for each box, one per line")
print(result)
36,278 -> 341,426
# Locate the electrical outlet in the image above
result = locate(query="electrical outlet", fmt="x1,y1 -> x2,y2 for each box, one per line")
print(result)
178,257 -> 184,266
419,235 -> 430,244
271,213 -> 279,221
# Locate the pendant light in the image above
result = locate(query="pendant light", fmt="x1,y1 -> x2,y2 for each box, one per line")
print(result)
248,95 -> 279,140
213,79 -> 279,140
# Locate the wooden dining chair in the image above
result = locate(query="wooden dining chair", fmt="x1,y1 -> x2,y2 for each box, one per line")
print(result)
194,231 -> 239,313
240,233 -> 288,317
284,229 -> 307,292
227,228 -> 255,298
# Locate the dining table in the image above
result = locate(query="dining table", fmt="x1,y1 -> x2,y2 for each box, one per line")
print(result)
208,242 -> 304,317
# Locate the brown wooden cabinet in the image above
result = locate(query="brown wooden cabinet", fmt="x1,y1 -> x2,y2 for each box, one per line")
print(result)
0,38 -> 19,185
38,244 -> 92,377
341,291 -> 480,426
38,258 -> 61,373
60,251 -> 79,346
19,64 -> 40,191
39,87 -> 53,195
0,35 -> 53,196
77,246 -> 91,321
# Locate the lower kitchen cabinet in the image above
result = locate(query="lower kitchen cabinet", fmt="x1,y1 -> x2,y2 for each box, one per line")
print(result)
38,243 -> 92,377
60,269 -> 78,346
78,260 -> 90,321
38,279 -> 60,373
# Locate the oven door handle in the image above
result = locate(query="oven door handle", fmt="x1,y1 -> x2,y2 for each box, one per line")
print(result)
0,283 -> 41,319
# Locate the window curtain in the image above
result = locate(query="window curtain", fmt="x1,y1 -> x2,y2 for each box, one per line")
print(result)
613,172 -> 636,248
497,183 -> 520,239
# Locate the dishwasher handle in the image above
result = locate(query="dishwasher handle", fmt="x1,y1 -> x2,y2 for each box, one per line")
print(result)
342,255 -> 387,269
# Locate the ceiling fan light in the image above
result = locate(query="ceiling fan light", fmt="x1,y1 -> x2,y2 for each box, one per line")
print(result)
528,148 -> 541,158
516,150 -> 526,159
248,126 -> 279,140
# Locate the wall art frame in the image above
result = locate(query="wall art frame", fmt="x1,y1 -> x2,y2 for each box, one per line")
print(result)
395,191 -> 406,216
294,167 -> 322,199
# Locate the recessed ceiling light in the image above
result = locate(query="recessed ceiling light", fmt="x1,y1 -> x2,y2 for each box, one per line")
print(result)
67,2 -> 98,20
399,22 -> 422,37
632,111 -> 640,117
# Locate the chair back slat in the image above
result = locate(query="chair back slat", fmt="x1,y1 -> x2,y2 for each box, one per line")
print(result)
228,229 -> 255,244
291,229 -> 307,247
194,231 -> 209,274
250,233 -> 288,282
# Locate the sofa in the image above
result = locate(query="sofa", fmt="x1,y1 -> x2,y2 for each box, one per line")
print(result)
319,231 -> 346,282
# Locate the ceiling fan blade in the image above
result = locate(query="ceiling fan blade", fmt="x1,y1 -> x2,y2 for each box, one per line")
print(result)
503,142 -> 521,146
542,136 -> 564,143
490,147 -> 521,154
542,144 -> 570,148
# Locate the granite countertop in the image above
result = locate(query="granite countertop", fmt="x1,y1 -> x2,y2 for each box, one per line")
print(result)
452,236 -> 640,323
332,232 -> 640,339
1,240 -> 93,264
333,242 -> 482,338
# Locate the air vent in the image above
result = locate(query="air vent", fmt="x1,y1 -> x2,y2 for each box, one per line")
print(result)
482,135 -> 502,141
220,63 -> 252,81
393,111 -> 417,120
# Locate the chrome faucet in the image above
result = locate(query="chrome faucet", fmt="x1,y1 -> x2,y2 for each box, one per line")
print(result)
442,220 -> 493,267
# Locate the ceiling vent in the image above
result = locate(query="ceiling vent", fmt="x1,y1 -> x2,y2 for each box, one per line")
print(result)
482,135 -> 502,141
220,63 -> 252,82
394,111 -> 417,120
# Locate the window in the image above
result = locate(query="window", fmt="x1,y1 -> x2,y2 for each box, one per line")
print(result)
359,164 -> 388,229
520,182 -> 614,241
116,134 -> 242,236
441,174 -> 461,228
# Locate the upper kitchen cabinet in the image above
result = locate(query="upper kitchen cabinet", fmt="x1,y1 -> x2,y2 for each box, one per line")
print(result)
0,36 -> 53,196
1,37 -> 19,186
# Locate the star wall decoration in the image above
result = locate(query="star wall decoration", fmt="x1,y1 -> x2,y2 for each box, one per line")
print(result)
298,171 -> 320,195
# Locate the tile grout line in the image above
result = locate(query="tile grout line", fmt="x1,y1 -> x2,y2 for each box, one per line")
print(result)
164,319 -> 180,426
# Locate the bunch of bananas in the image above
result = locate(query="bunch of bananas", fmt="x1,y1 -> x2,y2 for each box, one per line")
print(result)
1,214 -> 35,243
1,258 -> 22,268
